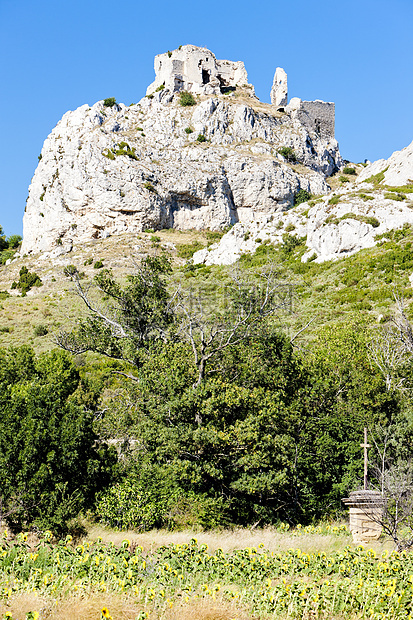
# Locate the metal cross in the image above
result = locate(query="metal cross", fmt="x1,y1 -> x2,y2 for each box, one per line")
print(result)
360,427 -> 371,490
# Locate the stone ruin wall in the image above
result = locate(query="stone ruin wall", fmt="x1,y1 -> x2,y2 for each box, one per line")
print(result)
295,101 -> 335,139
147,46 -> 336,139
146,45 -> 251,97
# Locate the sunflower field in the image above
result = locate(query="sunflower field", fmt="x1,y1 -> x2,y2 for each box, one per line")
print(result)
1,529 -> 413,619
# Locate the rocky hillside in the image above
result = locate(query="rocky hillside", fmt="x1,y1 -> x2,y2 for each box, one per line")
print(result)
194,141 -> 413,265
21,48 -> 342,257
19,45 -> 413,268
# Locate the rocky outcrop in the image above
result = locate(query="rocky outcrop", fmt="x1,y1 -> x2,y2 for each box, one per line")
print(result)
270,68 -> 288,110
21,58 -> 342,255
193,159 -> 413,266
357,140 -> 413,186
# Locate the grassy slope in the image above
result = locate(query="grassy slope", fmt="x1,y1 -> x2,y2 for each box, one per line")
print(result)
1,221 -> 413,353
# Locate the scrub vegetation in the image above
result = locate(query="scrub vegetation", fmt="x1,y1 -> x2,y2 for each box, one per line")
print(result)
1,220 -> 413,617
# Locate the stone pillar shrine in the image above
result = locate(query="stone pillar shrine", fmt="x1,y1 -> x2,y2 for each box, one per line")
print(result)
342,428 -> 384,544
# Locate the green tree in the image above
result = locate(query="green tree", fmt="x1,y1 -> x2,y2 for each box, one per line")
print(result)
57,256 -> 174,369
0,347 -> 116,534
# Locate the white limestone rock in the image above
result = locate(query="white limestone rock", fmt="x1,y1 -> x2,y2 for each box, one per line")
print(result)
22,90 -> 342,255
357,140 -> 413,186
194,177 -> 413,265
270,68 -> 288,110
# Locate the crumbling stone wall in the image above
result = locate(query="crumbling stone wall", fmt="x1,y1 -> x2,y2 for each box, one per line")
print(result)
293,100 -> 335,139
146,45 -> 250,96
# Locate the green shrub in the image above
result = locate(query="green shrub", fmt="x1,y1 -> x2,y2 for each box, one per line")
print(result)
11,266 -> 42,296
358,193 -> 374,201
177,240 -> 205,259
151,235 -> 161,243
103,149 -> 115,160
384,184 -> 413,194
167,51 -> 172,58
196,134 -> 206,143
328,195 -> 340,205
365,167 -> 388,185
375,223 -> 412,242
34,324 -> 48,337
280,233 -> 304,256
144,228 -> 155,233
0,249 -> 17,265
364,216 -> 380,227
155,84 -> 165,91
339,176 -> 350,183
384,192 -> 406,202
93,260 -> 104,269
294,189 -> 312,205
326,213 -> 380,228
285,223 -> 296,232
103,97 -> 117,108
343,167 -> 356,175
113,142 -> 139,161
179,91 -> 196,107
144,182 -> 156,193
185,127 -> 194,134
278,146 -> 297,162
206,230 -> 226,244
0,291 -> 10,300
84,257 -> 93,266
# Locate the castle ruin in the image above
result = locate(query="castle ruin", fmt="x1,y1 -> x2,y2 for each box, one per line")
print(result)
146,45 -> 335,139
146,45 -> 252,97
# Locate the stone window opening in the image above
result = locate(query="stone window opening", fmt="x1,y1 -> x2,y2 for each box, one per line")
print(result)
202,69 -> 210,84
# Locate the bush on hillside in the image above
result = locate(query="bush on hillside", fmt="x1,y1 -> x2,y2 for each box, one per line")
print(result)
179,91 -> 196,106
103,97 -> 117,108
278,146 -> 297,162
343,167 -> 356,175
11,266 -> 42,296
294,189 -> 312,205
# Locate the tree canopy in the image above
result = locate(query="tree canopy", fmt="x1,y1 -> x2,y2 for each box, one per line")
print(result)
0,347 -> 116,534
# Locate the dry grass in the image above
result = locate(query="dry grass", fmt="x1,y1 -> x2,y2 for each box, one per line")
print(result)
85,523 -> 394,555
0,230 -> 209,353
0,592 -> 46,620
0,592 -> 250,620
160,597 -> 251,620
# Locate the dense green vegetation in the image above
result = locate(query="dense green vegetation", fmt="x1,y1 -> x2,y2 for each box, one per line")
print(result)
0,347 -> 116,534
3,219 -> 413,536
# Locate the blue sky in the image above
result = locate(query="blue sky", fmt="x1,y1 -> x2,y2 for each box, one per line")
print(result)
1,0 -> 412,236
